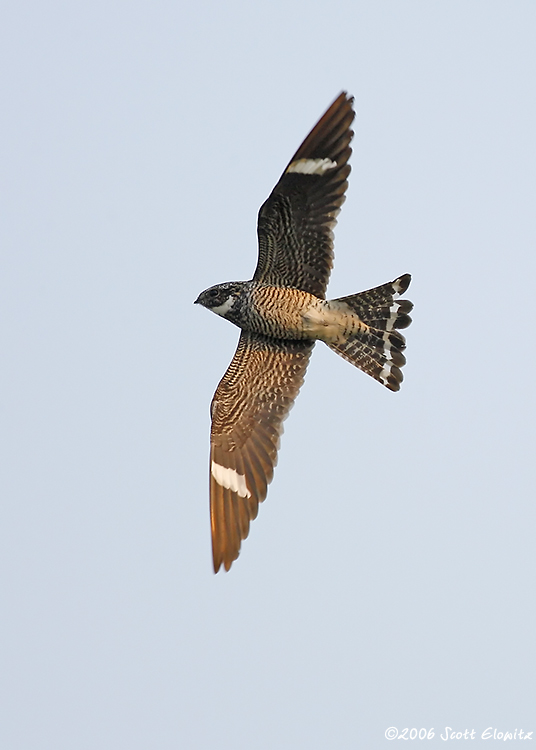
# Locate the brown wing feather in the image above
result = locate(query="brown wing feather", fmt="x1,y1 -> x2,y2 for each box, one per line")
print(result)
254,92 -> 355,298
209,332 -> 314,572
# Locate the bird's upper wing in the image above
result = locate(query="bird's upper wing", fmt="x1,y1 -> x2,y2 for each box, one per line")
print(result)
254,92 -> 355,299
209,331 -> 314,572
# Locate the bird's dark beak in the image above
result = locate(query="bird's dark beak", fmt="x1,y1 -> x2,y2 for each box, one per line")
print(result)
193,295 -> 201,305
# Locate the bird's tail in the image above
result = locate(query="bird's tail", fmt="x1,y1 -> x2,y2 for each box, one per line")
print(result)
327,274 -> 413,391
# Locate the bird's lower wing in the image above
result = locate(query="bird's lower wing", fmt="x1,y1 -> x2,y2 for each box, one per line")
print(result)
209,332 -> 314,572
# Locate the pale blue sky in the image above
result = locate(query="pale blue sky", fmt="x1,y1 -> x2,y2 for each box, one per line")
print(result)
1,1 -> 535,747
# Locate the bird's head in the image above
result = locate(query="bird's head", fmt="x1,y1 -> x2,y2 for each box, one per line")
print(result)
194,282 -> 244,318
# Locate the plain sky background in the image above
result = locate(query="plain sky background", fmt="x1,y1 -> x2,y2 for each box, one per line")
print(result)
1,1 -> 535,748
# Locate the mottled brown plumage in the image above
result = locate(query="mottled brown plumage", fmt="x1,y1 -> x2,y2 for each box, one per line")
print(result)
195,93 -> 413,572
209,334 -> 313,572
255,93 -> 354,298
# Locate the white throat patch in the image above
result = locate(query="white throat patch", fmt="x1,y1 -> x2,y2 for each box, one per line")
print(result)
211,295 -> 235,317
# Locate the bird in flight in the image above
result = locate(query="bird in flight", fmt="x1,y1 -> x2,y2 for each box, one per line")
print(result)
195,93 -> 413,572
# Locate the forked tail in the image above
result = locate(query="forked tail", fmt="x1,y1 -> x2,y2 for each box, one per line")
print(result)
327,274 -> 413,391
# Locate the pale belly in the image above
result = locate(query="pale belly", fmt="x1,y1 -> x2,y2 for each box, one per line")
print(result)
301,299 -> 364,343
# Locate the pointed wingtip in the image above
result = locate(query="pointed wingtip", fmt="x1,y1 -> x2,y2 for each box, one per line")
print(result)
212,554 -> 235,574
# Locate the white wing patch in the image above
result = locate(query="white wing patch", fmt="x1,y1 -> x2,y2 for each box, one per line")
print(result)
286,158 -> 337,175
211,461 -> 251,498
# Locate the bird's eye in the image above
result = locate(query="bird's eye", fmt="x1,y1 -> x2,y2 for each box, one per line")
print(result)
209,289 -> 219,297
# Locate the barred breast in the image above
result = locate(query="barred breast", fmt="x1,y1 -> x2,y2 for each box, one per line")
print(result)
247,284 -> 365,343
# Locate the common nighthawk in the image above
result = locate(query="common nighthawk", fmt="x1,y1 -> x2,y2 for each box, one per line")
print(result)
195,93 -> 413,572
